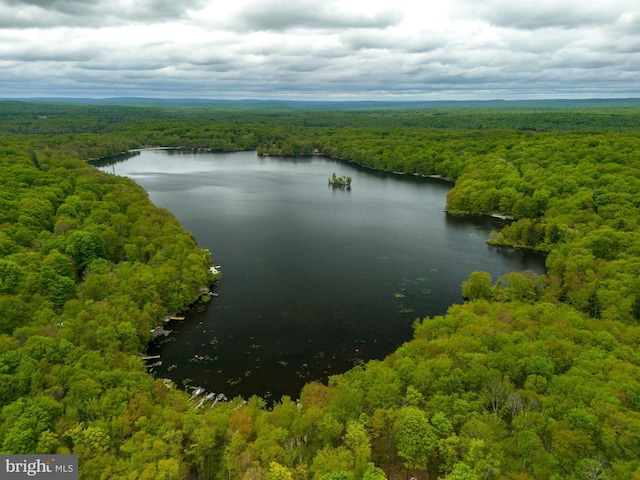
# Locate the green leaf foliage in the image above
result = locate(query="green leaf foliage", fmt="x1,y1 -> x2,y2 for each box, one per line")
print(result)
1,101 -> 640,479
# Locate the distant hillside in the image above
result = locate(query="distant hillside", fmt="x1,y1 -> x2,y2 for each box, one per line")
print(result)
3,97 -> 640,109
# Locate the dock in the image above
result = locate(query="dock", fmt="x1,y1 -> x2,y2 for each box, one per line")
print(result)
151,326 -> 173,337
189,387 -> 205,401
195,392 -> 216,409
187,388 -> 228,409
211,393 -> 228,408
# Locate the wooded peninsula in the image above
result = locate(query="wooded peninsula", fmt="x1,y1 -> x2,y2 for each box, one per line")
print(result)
1,99 -> 639,479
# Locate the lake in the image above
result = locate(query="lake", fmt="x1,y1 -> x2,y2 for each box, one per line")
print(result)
97,150 -> 545,401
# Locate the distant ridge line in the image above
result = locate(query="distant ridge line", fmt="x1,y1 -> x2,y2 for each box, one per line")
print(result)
2,97 -> 640,109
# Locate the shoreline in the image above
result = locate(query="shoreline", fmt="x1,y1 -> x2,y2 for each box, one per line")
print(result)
96,148 -> 534,256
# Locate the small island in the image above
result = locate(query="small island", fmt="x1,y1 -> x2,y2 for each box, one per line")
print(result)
328,172 -> 352,188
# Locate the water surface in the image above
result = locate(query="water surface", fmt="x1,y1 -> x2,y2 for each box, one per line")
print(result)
99,150 -> 545,401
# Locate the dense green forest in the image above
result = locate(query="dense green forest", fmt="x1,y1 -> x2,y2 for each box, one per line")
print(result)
1,100 -> 639,479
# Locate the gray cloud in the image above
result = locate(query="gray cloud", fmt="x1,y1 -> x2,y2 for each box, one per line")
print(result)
341,29 -> 446,54
2,0 -> 101,15
233,0 -> 401,32
457,0 -> 628,30
0,0 -> 205,27
0,0 -> 638,100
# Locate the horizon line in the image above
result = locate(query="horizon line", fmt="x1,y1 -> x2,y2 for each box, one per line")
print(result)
3,96 -> 640,104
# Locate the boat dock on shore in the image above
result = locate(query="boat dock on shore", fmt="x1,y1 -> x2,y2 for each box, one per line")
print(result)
188,386 -> 228,409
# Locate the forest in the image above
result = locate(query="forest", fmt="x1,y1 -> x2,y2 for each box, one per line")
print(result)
0,99 -> 639,479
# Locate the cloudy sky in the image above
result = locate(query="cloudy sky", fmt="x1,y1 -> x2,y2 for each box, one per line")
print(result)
1,0 -> 639,100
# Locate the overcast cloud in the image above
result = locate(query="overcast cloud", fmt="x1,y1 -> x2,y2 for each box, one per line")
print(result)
0,0 -> 638,100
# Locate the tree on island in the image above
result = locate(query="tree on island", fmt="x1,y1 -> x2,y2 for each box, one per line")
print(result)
329,172 -> 352,188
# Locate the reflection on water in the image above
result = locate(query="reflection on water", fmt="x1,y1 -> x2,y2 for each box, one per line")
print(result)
90,150 -> 140,169
97,150 -> 546,401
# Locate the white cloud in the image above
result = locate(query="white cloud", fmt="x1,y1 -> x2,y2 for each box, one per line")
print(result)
0,0 -> 638,99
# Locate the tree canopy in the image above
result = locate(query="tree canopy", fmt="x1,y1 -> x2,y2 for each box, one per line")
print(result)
1,100 -> 640,479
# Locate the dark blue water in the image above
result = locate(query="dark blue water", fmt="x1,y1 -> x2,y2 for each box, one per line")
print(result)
99,150 -> 545,401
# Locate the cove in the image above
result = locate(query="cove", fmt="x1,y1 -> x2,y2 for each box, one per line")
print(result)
97,150 -> 545,401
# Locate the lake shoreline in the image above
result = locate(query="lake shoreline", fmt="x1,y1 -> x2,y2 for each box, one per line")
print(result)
102,150 -> 546,400
92,147 -> 544,258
